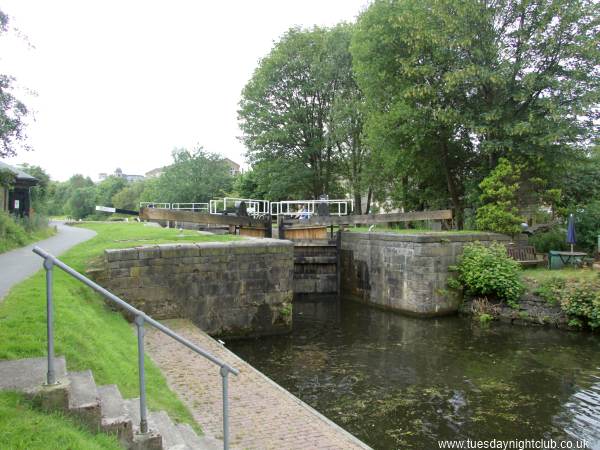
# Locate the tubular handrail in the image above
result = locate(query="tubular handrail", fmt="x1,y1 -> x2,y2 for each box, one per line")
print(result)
32,246 -> 238,450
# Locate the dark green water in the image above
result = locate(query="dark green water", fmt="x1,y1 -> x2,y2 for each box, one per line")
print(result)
228,299 -> 600,450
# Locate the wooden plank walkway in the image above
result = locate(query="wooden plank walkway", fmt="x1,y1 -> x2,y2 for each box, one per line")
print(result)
145,319 -> 371,450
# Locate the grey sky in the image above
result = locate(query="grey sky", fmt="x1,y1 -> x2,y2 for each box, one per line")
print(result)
1,0 -> 368,181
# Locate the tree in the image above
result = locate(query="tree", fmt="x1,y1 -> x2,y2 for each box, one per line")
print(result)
112,180 -> 146,211
141,148 -> 233,203
476,158 -> 523,236
352,0 -> 600,226
0,11 -> 30,158
47,174 -> 94,216
95,176 -> 127,208
66,187 -> 96,220
239,25 -> 369,202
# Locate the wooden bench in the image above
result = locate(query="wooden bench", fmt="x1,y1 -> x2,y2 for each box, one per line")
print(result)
506,245 -> 545,268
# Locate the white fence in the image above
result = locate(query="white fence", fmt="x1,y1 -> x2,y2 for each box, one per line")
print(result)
140,198 -> 353,220
270,199 -> 353,218
209,197 -> 270,219
139,202 -> 171,209
171,202 -> 209,212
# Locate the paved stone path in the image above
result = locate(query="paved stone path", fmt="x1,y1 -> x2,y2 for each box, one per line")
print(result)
145,319 -> 371,450
0,221 -> 96,301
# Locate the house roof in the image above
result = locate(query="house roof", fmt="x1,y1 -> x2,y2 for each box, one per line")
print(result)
0,160 -> 38,184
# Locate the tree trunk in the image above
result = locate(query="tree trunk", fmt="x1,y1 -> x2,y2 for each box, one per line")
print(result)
365,187 -> 372,214
441,143 -> 463,229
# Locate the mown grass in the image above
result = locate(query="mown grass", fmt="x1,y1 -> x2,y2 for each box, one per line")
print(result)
521,267 -> 600,284
0,222 -> 240,435
0,391 -> 121,450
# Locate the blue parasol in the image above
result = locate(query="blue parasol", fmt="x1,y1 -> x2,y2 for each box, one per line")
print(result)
566,213 -> 576,253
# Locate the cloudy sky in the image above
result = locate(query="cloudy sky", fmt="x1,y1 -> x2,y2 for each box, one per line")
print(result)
1,0 -> 368,181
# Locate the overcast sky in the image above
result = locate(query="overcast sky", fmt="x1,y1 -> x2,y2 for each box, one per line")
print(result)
0,0 -> 369,181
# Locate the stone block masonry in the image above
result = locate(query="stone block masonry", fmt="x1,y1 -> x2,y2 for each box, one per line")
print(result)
340,232 -> 510,316
96,239 -> 295,338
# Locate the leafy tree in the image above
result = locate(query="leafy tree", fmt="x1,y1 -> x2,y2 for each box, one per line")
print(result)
0,11 -> 30,158
573,200 -> 600,254
65,187 -> 96,220
47,175 -> 94,216
475,158 -> 523,236
239,25 -> 368,202
95,176 -> 127,208
141,148 -> 233,203
112,180 -> 146,211
352,0 -> 600,226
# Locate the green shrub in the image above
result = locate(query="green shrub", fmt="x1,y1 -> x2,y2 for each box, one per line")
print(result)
0,212 -> 29,252
534,277 -> 566,304
452,242 -> 524,307
557,280 -> 600,330
529,227 -> 569,254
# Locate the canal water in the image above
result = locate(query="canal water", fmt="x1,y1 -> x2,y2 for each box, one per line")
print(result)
228,299 -> 600,450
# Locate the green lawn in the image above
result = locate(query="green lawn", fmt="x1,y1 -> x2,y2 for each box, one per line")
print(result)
0,222 -> 240,437
521,267 -> 600,284
0,391 -> 121,450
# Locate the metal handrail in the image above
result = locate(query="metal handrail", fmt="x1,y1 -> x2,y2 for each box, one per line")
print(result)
32,246 -> 238,450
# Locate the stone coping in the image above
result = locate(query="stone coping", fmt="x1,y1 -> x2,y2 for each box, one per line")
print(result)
342,231 -> 510,243
104,239 -> 294,262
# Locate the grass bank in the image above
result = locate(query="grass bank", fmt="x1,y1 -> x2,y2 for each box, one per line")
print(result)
0,222 -> 240,435
0,391 -> 121,449
0,212 -> 56,253
521,267 -> 599,284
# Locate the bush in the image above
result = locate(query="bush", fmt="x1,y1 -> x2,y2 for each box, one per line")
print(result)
537,276 -> 600,330
451,241 -> 524,307
560,280 -> 600,329
0,212 -> 28,251
529,227 -> 569,254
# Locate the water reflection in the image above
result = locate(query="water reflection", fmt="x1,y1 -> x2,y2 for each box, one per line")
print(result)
228,299 -> 600,450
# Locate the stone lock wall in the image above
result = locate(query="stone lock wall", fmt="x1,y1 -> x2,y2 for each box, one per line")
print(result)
95,240 -> 295,338
340,232 -> 510,316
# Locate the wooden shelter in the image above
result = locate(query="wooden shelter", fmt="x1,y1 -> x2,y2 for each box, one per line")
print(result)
0,161 -> 38,217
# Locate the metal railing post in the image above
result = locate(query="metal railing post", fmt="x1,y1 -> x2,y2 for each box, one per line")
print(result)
220,366 -> 230,450
135,315 -> 149,434
43,257 -> 57,385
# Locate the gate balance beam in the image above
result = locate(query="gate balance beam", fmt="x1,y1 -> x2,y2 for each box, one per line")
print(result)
139,207 -> 268,227
301,209 -> 453,226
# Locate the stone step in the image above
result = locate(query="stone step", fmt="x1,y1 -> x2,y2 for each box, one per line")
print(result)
176,424 -> 222,450
0,356 -> 67,391
123,398 -> 164,450
67,370 -> 102,429
149,410 -> 187,449
98,384 -> 134,444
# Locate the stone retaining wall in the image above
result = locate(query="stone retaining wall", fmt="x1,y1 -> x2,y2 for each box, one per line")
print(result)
340,232 -> 510,316
94,240 -> 295,338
